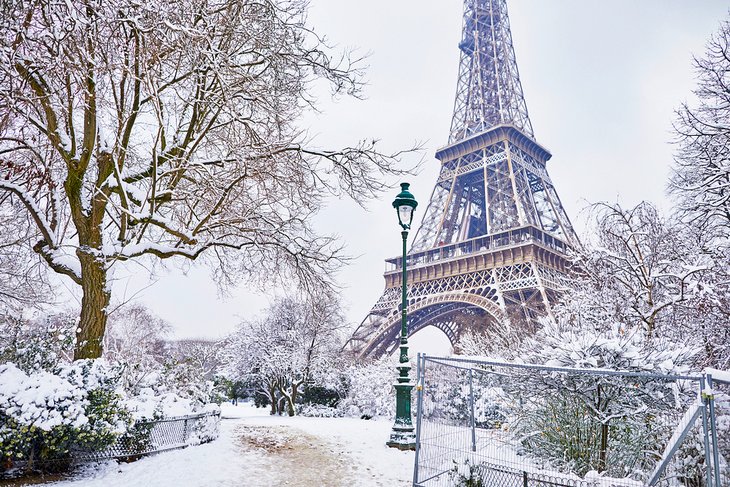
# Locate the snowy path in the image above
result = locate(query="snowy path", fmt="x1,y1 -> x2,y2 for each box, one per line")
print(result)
36,404 -> 414,487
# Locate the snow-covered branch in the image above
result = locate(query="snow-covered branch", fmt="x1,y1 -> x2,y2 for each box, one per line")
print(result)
0,181 -> 57,247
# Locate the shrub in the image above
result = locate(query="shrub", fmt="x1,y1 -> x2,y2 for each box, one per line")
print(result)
0,361 -> 132,474
510,320 -> 698,477
300,385 -> 342,408
0,314 -> 75,374
338,357 -> 399,419
449,459 -> 488,487
298,404 -> 343,418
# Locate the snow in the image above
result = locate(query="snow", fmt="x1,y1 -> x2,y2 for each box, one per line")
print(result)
47,402 -> 414,487
124,388 -> 201,420
706,367 -> 730,384
0,363 -> 88,431
57,131 -> 72,152
118,242 -> 197,258
97,124 -> 114,153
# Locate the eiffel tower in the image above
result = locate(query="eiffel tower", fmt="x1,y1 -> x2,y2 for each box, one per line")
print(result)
347,0 -> 579,359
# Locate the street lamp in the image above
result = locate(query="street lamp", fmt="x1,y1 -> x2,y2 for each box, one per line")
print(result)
386,182 -> 418,450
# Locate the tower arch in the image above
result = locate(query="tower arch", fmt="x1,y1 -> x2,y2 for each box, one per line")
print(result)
356,293 -> 505,359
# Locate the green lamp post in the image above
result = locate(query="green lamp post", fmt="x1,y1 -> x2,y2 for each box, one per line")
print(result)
386,182 -> 418,450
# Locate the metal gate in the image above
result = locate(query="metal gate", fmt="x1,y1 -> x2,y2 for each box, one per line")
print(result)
413,355 -> 728,487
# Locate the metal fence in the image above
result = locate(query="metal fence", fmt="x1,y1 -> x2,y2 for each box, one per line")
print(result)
73,410 -> 221,462
413,355 -> 729,487
2,411 -> 221,478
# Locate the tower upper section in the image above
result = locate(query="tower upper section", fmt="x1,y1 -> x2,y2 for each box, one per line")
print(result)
449,0 -> 534,143
409,0 -> 578,253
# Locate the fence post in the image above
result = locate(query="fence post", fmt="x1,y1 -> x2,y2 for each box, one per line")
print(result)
706,373 -> 722,487
183,418 -> 189,443
413,353 -> 426,487
469,367 -> 476,453
700,376 -> 714,487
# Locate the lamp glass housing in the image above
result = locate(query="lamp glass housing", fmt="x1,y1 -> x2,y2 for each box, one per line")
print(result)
398,205 -> 414,229
392,182 -> 418,230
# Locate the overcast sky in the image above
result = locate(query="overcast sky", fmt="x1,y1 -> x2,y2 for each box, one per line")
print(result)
85,1 -> 729,348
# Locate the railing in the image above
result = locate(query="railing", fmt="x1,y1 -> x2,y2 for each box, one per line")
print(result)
73,410 -> 221,462
385,226 -> 568,273
2,410 -> 221,479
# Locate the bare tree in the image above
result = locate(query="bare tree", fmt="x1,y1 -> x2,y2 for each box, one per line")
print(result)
577,202 -> 706,339
0,203 -> 53,312
669,16 -> 730,369
547,202 -> 730,368
671,18 -> 730,240
674,222 -> 730,369
169,338 -> 224,381
224,293 -> 344,416
0,0 -> 413,359
103,303 -> 170,389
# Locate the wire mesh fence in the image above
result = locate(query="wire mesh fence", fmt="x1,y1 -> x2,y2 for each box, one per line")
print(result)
413,355 -> 729,487
73,410 -> 221,462
2,410 -> 221,479
707,372 -> 730,485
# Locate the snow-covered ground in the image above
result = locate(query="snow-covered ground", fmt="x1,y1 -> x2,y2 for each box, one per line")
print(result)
34,403 -> 414,487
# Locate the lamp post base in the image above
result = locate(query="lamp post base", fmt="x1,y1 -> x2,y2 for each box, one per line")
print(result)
387,380 -> 416,451
386,423 -> 416,451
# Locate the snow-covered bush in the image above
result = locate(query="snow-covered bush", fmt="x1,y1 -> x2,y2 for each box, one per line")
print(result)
121,363 -> 216,420
338,357 -> 399,419
509,319 -> 698,477
448,459 -> 488,487
103,305 -> 220,408
300,384 -> 343,408
296,381 -> 346,417
298,404 -> 343,418
158,360 -> 216,406
124,386 -> 206,421
421,365 -> 507,429
186,404 -> 221,445
0,360 -> 132,472
711,390 -> 730,483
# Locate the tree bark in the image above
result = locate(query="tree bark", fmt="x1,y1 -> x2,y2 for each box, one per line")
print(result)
74,250 -> 111,359
598,422 -> 609,472
285,383 -> 298,417
268,383 -> 277,416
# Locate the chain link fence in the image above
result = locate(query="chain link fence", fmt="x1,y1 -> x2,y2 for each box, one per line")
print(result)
413,355 -> 729,487
3,410 -> 221,477
73,410 -> 221,462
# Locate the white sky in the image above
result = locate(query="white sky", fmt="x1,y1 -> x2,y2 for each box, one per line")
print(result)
58,1 -> 728,348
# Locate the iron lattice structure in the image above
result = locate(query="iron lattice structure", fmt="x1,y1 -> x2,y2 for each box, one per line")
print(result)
347,0 -> 578,358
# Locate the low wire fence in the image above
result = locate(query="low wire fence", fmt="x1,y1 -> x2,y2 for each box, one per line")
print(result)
413,355 -> 729,487
3,410 -> 221,477
73,410 -> 221,461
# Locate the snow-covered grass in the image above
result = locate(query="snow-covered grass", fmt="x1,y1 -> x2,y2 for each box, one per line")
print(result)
40,402 -> 414,487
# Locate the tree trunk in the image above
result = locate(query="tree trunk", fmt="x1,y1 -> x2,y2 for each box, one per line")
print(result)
284,392 -> 295,417
276,381 -> 297,417
268,384 -> 277,415
73,251 -> 111,360
598,422 -> 609,472
288,383 -> 299,417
